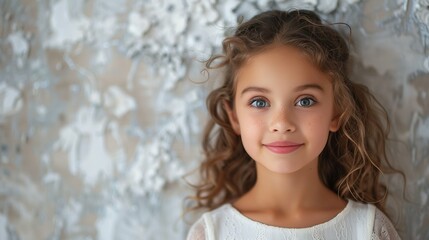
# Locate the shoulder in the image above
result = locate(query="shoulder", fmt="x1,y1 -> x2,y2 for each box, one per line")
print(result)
186,204 -> 232,240
371,207 -> 401,240
187,216 -> 206,240
344,200 -> 376,222
346,200 -> 401,240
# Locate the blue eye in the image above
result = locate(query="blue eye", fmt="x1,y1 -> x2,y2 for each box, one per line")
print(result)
250,98 -> 270,108
296,97 -> 316,107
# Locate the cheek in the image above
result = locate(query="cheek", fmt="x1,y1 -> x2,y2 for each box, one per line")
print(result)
240,116 -> 264,135
237,113 -> 265,144
302,116 -> 331,145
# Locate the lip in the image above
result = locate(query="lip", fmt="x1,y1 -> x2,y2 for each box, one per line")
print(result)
263,141 -> 303,154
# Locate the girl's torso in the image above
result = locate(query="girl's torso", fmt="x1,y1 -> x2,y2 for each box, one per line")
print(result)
187,200 -> 401,240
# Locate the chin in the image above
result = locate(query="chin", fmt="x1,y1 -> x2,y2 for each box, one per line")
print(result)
263,164 -> 309,175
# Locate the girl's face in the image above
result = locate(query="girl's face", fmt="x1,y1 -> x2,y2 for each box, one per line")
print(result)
226,45 -> 339,174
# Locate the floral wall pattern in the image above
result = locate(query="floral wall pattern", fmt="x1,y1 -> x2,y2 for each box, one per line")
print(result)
0,0 -> 428,239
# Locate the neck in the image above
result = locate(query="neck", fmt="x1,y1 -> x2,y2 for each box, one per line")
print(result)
239,160 -> 341,212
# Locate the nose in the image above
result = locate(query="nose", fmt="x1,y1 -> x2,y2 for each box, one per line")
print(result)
269,107 -> 296,133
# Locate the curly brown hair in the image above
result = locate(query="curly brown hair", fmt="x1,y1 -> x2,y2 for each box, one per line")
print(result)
188,9 -> 402,214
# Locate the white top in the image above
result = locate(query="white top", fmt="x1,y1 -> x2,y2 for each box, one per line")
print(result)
187,200 -> 401,240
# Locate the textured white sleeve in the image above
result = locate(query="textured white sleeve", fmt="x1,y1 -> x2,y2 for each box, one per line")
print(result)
186,217 -> 207,240
371,208 -> 401,240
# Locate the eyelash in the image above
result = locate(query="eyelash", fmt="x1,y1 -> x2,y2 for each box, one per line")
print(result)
249,96 -> 317,108
249,97 -> 270,108
295,97 -> 317,107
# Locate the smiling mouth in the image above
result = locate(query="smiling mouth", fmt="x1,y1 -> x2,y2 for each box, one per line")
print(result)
263,141 -> 303,154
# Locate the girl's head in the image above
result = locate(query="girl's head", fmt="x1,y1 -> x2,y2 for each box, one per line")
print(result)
192,9 -> 397,212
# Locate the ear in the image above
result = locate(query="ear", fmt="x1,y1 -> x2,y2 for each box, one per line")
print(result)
329,114 -> 340,132
223,100 -> 241,135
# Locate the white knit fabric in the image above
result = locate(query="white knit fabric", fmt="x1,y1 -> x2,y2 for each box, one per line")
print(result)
187,200 -> 401,240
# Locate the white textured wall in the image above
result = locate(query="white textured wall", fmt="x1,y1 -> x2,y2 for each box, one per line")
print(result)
0,0 -> 428,239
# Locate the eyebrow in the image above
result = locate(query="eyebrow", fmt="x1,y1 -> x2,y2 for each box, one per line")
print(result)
240,83 -> 324,96
294,83 -> 324,92
240,86 -> 270,96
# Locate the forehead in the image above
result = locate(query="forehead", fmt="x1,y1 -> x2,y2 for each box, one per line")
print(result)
235,45 -> 331,91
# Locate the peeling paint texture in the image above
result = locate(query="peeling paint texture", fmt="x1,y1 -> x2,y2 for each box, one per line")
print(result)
0,0 -> 427,239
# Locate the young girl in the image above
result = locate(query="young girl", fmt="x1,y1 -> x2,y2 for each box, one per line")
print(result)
187,9 -> 402,240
